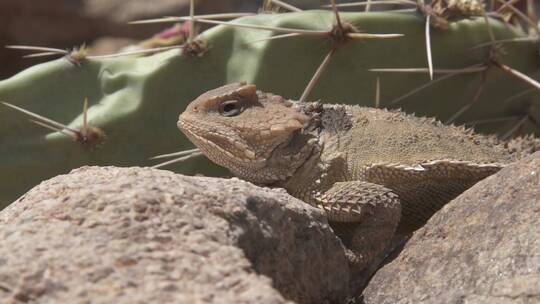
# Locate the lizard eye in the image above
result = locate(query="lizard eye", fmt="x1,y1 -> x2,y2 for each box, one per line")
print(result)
219,100 -> 242,117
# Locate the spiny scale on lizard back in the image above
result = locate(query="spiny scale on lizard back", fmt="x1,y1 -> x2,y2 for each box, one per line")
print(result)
330,105 -> 512,175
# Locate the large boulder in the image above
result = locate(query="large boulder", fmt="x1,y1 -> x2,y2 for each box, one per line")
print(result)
0,166 -> 349,303
362,152 -> 540,303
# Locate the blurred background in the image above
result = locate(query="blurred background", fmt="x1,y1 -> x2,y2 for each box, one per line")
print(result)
1,0 -> 532,80
0,0 -> 372,80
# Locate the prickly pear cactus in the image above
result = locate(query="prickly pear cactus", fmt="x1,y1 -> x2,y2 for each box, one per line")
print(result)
0,4 -> 539,207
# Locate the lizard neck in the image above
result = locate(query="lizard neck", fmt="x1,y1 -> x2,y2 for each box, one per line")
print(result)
274,147 -> 324,204
237,100 -> 325,185
274,103 -> 354,206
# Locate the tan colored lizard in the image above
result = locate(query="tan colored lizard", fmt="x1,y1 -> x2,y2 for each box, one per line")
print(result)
177,83 -> 517,270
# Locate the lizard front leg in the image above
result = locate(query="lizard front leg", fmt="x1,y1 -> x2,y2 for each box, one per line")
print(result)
316,181 -> 402,270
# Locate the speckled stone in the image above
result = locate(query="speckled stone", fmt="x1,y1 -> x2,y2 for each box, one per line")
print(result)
363,152 -> 540,304
0,166 -> 349,304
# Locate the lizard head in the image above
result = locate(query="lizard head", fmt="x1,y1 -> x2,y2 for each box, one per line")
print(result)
178,83 -> 318,185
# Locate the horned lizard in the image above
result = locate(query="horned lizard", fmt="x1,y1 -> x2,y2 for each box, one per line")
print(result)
177,83 -> 516,270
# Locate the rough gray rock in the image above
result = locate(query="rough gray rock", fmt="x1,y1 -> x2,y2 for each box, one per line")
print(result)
0,166 -> 349,304
362,152 -> 540,304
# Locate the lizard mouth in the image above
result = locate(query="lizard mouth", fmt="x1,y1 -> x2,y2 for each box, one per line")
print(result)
177,118 -> 260,165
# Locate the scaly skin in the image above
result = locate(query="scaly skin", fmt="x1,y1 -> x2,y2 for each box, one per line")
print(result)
178,83 -> 514,269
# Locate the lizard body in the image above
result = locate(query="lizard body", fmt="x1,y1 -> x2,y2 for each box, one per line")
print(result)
177,83 -> 514,269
